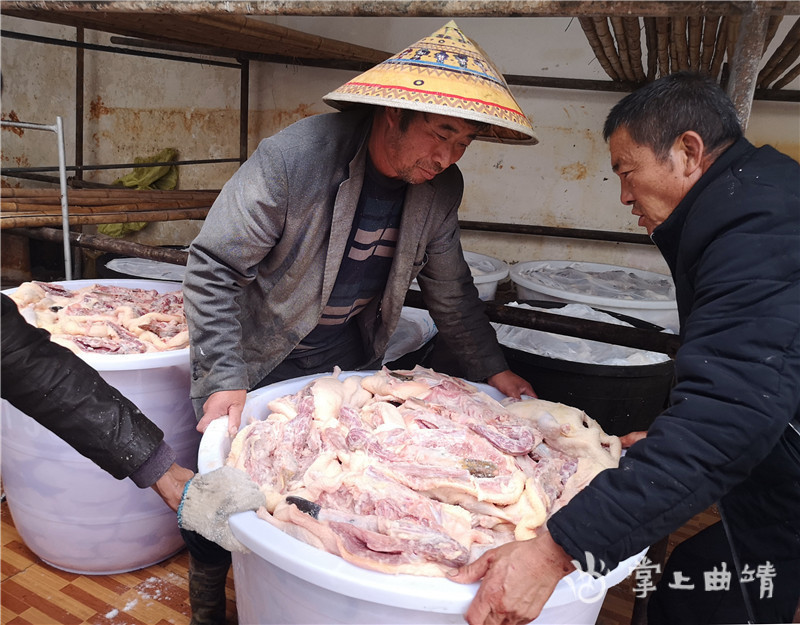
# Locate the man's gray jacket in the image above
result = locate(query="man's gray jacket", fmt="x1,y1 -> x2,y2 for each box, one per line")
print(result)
183,109 -> 507,404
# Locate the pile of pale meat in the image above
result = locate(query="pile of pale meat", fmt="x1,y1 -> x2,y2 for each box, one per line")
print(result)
227,366 -> 621,577
10,281 -> 188,354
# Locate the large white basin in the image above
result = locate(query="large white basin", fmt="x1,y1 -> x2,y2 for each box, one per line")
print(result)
1,279 -> 200,574
199,372 -> 645,624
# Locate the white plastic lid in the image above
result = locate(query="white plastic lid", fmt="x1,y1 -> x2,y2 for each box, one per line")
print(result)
510,261 -> 676,310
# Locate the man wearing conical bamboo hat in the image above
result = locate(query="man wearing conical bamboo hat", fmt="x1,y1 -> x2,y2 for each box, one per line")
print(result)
324,20 -> 536,144
181,24 -> 537,621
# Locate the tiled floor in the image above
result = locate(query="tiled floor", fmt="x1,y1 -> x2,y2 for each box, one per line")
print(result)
0,500 -> 237,625
1,498 -> 721,625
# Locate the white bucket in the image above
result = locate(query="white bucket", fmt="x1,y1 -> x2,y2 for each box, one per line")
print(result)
510,260 -> 679,332
410,251 -> 510,301
198,372 -> 645,625
1,279 -> 200,574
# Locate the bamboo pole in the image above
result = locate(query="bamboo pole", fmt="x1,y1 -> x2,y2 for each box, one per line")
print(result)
688,16 -> 703,70
701,16 -> 721,73
758,17 -> 800,87
726,14 -> 743,74
759,39 -> 800,87
672,16 -> 690,71
644,17 -> 659,81
773,61 -> 800,89
1,208 -> 210,229
710,16 -> 730,79
623,16 -> 647,83
669,20 -> 680,73
578,17 -> 621,81
593,17 -> 627,81
656,17 -> 672,77
2,200 -> 213,213
763,15 -> 784,55
610,16 -> 637,82
0,188 -> 219,200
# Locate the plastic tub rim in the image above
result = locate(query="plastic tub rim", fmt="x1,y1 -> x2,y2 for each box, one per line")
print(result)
462,250 -> 510,284
500,345 -> 674,377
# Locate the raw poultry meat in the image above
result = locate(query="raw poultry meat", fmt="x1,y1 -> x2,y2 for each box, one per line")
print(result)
9,280 -> 188,354
227,366 -> 621,576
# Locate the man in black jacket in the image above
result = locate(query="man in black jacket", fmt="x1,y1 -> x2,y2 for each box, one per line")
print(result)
452,72 -> 800,625
1,292 -> 193,511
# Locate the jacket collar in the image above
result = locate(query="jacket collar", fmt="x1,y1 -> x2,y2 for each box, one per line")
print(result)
652,136 -> 754,270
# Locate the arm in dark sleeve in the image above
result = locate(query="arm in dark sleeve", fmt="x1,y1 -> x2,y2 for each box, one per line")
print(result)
1,293 -> 175,483
416,167 -> 508,381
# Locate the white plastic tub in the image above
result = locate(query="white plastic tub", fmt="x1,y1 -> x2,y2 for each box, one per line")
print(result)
198,372 -> 645,625
1,279 -> 200,574
510,260 -> 678,332
410,250 -> 510,301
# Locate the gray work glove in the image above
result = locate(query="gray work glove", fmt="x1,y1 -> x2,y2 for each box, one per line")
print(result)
177,466 -> 265,553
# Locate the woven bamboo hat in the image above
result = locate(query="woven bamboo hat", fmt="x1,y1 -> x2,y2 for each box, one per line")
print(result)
323,21 -> 537,145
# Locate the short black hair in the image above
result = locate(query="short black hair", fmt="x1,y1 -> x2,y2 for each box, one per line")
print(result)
603,71 -> 742,160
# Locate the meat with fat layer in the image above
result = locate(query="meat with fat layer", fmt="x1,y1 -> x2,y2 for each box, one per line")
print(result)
9,281 -> 188,353
227,366 -> 621,576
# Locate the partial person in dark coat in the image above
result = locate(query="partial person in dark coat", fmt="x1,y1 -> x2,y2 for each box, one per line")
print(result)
451,72 -> 800,625
0,292 -> 194,511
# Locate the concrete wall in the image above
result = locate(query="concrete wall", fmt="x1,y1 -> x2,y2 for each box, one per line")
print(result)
2,14 -> 798,274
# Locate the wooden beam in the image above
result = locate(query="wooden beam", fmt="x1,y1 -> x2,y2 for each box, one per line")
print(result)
2,1 -> 798,18
9,227 -> 190,265
726,3 -> 772,130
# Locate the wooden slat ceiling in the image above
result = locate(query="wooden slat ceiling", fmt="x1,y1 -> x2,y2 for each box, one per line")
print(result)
2,2 -> 799,90
0,9 -> 393,65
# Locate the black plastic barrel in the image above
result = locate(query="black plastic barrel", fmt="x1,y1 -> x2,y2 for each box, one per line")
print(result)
499,301 -> 675,436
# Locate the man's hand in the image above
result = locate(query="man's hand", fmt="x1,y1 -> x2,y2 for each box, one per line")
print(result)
620,430 -> 648,448
197,389 -> 247,436
448,531 -> 575,625
487,370 -> 536,399
151,462 -> 195,512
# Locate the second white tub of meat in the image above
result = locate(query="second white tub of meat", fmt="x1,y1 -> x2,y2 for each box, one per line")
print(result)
198,371 -> 645,625
1,279 -> 200,574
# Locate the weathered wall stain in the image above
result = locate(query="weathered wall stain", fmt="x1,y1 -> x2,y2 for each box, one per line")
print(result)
87,108 -> 238,150
560,161 -> 588,180
83,106 -> 240,189
260,103 -> 318,136
1,111 -> 24,136
89,96 -> 112,120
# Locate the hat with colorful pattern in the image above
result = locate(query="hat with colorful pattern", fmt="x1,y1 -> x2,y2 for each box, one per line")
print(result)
323,21 -> 537,145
